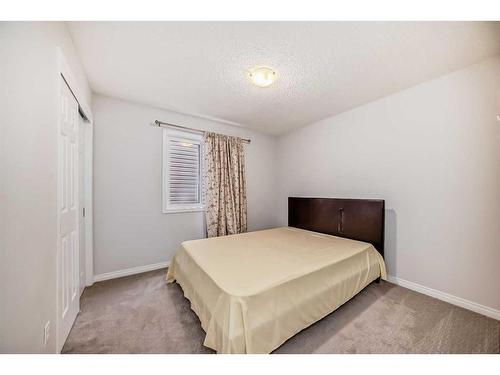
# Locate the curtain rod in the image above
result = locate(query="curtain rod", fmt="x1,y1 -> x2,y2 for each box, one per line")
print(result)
153,120 -> 251,144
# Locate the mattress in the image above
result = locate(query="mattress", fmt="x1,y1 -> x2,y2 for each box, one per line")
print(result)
166,226 -> 387,354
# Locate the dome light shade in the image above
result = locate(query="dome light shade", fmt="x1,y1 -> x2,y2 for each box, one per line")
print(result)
248,66 -> 277,88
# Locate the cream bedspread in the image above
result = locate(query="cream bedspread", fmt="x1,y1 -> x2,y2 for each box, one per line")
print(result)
166,227 -> 386,354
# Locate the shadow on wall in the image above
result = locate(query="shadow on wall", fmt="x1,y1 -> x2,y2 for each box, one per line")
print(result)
384,209 -> 397,277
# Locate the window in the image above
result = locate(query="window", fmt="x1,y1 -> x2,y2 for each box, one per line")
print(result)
162,129 -> 203,213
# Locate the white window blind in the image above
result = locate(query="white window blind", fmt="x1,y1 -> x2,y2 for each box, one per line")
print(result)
162,129 -> 203,213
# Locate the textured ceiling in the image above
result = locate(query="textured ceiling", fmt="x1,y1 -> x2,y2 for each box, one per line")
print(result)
68,22 -> 500,135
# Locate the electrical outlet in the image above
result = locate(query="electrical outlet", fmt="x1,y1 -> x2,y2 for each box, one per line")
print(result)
44,321 -> 50,346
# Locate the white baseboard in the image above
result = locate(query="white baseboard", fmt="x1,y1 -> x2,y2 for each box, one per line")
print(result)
387,275 -> 500,321
93,261 -> 170,283
92,265 -> 499,321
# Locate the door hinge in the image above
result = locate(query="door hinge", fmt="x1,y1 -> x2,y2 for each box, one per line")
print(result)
82,207 -> 85,218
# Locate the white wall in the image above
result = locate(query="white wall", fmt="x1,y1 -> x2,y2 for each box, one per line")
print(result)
276,56 -> 500,311
0,22 -> 91,353
92,95 -> 278,276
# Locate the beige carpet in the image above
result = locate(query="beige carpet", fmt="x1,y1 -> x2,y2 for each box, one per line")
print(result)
62,269 -> 500,354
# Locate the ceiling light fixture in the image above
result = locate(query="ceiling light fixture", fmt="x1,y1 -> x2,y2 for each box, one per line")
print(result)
247,66 -> 277,88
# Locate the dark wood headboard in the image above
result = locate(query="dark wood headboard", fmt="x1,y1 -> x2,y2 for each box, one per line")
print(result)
288,197 -> 385,258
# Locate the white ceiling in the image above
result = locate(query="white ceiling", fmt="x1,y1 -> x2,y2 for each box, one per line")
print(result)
68,22 -> 500,135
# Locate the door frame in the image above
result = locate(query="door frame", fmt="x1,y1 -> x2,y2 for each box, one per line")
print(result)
56,48 -> 94,352
82,116 -> 94,287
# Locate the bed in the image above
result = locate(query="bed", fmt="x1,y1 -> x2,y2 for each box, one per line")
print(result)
166,197 -> 387,354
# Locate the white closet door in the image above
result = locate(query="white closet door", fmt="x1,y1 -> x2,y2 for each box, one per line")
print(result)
57,78 -> 80,349
78,117 -> 86,295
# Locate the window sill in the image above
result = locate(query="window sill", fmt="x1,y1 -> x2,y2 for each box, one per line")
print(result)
162,207 -> 205,214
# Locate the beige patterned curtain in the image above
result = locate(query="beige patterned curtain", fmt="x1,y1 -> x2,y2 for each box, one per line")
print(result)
203,132 -> 247,238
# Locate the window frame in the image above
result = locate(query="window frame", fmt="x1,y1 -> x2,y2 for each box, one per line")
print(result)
162,128 -> 204,214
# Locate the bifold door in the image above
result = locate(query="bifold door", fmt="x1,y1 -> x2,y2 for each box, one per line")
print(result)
57,77 -> 80,350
